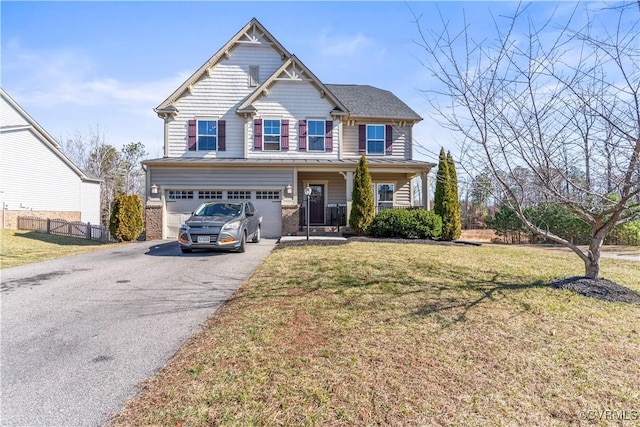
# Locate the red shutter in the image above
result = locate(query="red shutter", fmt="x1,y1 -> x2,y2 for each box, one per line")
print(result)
358,125 -> 366,153
281,119 -> 289,151
188,120 -> 197,151
298,120 -> 307,151
218,120 -> 226,151
325,120 -> 333,152
385,125 -> 393,155
254,119 -> 262,150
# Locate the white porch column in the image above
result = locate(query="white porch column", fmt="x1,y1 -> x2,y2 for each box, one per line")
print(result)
422,171 -> 431,210
344,171 -> 354,225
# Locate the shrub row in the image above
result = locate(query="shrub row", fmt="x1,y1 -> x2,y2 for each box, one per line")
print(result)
370,209 -> 442,239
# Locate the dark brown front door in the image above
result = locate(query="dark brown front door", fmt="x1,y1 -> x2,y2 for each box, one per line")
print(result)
309,184 -> 325,224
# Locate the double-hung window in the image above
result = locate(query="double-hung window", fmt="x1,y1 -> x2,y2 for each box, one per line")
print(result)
197,120 -> 217,151
263,119 -> 281,151
376,183 -> 394,211
307,120 -> 325,151
367,125 -> 385,155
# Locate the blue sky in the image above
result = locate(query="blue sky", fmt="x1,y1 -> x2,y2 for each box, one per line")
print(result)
1,1 -> 595,162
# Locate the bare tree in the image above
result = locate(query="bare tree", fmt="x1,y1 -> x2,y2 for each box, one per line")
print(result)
414,2 -> 639,279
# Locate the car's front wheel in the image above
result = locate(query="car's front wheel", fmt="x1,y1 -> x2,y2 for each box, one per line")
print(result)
237,232 -> 246,253
252,226 -> 261,243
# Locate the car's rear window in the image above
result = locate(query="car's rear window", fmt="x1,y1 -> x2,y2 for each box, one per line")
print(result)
195,203 -> 242,217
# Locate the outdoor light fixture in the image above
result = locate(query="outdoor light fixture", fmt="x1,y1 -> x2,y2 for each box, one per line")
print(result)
286,184 -> 292,194
304,186 -> 312,241
150,184 -> 158,195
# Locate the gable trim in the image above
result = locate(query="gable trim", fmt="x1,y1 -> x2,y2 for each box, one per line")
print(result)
155,18 -> 292,112
235,55 -> 348,115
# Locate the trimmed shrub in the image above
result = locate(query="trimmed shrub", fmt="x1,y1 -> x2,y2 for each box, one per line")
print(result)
371,209 -> 442,239
109,194 -> 144,242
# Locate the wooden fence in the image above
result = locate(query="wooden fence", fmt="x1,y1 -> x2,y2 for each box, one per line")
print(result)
17,216 -> 115,243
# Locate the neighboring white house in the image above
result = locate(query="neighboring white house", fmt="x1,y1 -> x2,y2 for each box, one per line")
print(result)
0,88 -> 101,228
144,18 -> 434,240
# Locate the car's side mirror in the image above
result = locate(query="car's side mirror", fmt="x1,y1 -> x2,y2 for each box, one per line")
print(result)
246,211 -> 254,217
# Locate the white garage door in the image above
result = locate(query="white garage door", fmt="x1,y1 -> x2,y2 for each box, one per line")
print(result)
164,190 -> 282,239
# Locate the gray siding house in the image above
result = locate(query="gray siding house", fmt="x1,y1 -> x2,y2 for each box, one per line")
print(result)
144,18 -> 434,239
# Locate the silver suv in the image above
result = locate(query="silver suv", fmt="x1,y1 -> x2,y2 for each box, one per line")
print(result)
178,201 -> 262,253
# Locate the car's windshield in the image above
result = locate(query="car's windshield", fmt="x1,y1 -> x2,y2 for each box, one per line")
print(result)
194,203 -> 242,217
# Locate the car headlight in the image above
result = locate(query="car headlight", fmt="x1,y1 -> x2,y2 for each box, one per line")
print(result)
222,221 -> 241,231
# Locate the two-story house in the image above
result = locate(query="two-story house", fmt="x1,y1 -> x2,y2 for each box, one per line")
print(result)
144,18 -> 434,240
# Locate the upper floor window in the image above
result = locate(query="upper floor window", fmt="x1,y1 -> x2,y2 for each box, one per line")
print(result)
367,125 -> 385,155
263,119 -> 281,151
198,120 -> 217,150
188,119 -> 225,152
307,120 -> 325,151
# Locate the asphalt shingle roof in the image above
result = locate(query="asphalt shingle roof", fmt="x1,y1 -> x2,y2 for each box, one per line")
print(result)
325,84 -> 422,121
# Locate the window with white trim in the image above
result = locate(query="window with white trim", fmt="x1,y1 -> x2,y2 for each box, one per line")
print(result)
198,191 -> 223,200
263,119 -> 281,151
367,125 -> 385,155
256,191 -> 281,200
227,190 -> 252,199
197,120 -> 217,150
375,183 -> 394,210
307,120 -> 325,151
168,191 -> 194,200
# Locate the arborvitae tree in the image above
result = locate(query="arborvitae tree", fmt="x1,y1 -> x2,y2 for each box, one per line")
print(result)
446,151 -> 462,240
434,148 -> 449,218
109,194 -> 144,242
349,155 -> 375,235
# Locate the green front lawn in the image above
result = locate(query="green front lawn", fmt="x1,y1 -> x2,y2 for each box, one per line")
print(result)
1,229 -> 115,269
113,242 -> 639,426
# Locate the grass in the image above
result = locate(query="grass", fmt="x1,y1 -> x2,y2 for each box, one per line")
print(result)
0,228 -> 116,269
112,242 -> 640,426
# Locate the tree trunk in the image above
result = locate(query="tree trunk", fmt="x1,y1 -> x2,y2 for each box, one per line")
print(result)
585,235 -> 604,279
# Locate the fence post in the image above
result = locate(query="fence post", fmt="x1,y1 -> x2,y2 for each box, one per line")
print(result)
47,218 -> 51,234
86,222 -> 91,240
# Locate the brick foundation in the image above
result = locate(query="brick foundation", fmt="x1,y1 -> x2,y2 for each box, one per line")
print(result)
5,210 -> 81,230
145,204 -> 163,240
281,204 -> 300,236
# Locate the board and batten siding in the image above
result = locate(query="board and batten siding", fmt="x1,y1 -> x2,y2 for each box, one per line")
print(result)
150,167 -> 293,190
342,123 -> 412,160
167,43 -> 285,158
249,81 -> 339,159
0,129 -> 83,213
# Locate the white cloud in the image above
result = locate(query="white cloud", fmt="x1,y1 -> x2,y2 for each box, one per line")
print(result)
315,29 -> 374,57
3,40 -> 188,108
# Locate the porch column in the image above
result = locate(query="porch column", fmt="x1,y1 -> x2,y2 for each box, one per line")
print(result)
422,171 -> 431,210
344,171 -> 354,225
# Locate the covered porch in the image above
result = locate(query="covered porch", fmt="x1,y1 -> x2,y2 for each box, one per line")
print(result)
282,159 -> 433,236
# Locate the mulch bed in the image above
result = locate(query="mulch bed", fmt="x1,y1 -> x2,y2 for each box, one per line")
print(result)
275,236 -> 478,249
551,276 -> 640,304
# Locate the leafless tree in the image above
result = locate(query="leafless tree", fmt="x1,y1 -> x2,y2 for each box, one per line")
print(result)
414,2 -> 639,279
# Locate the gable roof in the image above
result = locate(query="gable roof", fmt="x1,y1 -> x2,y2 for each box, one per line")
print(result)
0,88 -> 101,183
156,18 -> 291,111
325,84 -> 422,122
236,55 -> 348,115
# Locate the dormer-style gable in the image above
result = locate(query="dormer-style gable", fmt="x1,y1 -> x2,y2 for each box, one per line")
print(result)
155,18 -> 291,115
236,55 -> 347,117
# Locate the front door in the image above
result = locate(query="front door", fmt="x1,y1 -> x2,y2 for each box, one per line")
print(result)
309,184 -> 325,224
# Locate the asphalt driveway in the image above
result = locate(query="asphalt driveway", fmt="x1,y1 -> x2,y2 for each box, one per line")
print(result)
0,238 -> 276,427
